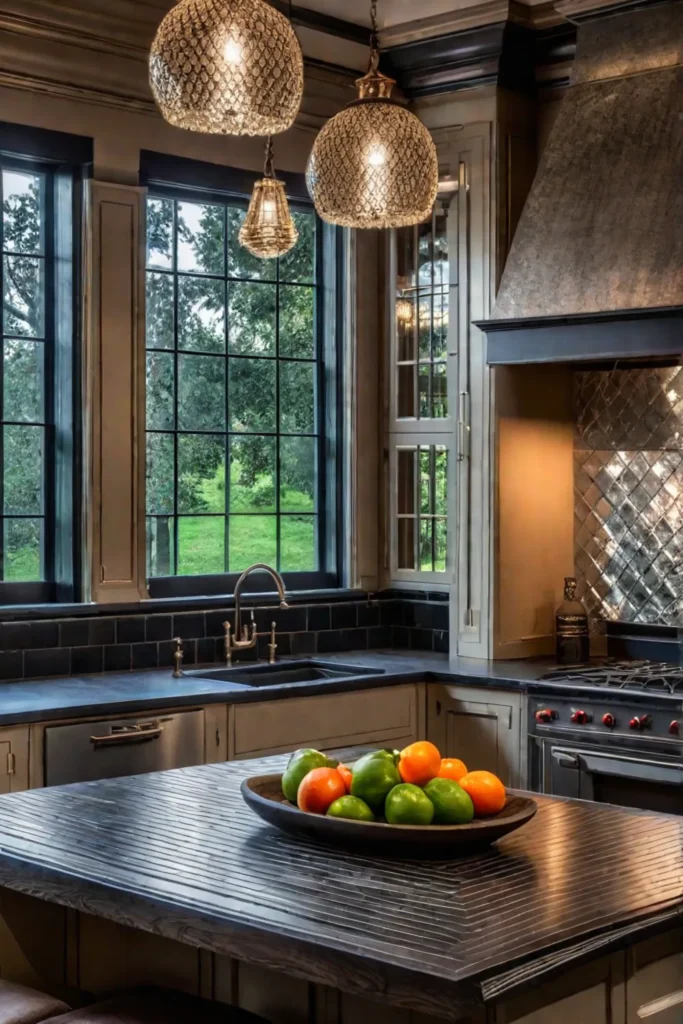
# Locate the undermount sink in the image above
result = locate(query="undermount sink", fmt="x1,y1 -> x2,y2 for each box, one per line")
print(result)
192,660 -> 385,687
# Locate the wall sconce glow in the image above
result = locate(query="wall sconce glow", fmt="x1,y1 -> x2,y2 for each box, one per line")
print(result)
149,0 -> 304,136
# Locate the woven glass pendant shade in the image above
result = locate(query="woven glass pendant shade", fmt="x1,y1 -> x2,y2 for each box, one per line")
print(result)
149,0 -> 304,136
306,5 -> 438,230
239,139 -> 298,258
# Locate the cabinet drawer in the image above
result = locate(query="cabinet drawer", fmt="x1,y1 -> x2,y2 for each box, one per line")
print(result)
233,685 -> 418,758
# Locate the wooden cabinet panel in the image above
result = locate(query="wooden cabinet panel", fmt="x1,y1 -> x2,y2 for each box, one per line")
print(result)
626,931 -> 683,1024
427,685 -> 524,787
230,685 -> 421,759
0,726 -> 29,793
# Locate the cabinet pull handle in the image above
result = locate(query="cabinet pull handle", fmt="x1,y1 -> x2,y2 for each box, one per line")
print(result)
436,700 -> 442,716
638,989 -> 683,1017
91,724 -> 164,747
6,752 -> 15,776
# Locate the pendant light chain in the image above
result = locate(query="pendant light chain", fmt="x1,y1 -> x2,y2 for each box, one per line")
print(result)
264,136 -> 275,179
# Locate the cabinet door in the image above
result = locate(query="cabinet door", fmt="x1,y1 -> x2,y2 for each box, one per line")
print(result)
230,686 -> 420,760
626,932 -> 683,1024
0,727 -> 29,793
427,685 -> 523,787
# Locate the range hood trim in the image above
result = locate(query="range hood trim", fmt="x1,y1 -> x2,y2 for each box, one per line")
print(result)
479,305 -> 683,366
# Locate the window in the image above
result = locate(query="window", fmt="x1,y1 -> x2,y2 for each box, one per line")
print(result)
145,187 -> 336,595
1,162 -> 49,588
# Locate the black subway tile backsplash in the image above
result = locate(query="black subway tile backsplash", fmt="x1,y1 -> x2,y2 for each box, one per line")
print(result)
89,618 -> 116,647
173,613 -> 206,641
132,642 -> 160,670
291,631 -> 317,656
0,651 -> 23,679
29,621 -> 60,649
116,618 -> 146,645
145,615 -> 173,642
0,622 -> 31,651
59,619 -> 90,648
357,602 -> 380,628
330,604 -> 357,630
104,644 -> 132,672
307,605 -> 330,632
24,648 -> 70,678
71,646 -> 104,675
0,591 -> 448,682
206,610 -> 234,637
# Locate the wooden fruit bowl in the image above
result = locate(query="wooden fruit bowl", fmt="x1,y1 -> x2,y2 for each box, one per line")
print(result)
241,773 -> 537,854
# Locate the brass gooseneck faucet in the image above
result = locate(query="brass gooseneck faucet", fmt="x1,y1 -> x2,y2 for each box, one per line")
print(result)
224,563 -> 288,667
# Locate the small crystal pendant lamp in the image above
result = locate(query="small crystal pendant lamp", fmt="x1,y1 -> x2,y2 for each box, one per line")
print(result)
239,137 -> 299,259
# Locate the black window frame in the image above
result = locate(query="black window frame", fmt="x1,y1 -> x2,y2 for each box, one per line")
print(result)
0,122 -> 90,606
141,152 -> 344,599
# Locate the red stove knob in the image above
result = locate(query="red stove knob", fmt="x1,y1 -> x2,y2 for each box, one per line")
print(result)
629,715 -> 652,731
669,720 -> 680,736
535,708 -> 555,724
602,713 -> 616,729
571,709 -> 590,725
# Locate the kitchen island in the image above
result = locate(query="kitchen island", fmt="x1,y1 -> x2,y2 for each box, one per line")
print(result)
0,756 -> 680,1023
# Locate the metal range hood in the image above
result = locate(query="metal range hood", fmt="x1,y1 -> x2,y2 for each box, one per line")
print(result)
478,0 -> 683,365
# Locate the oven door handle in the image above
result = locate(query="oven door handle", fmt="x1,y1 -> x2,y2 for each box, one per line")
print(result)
554,748 -> 683,786
551,751 -> 580,769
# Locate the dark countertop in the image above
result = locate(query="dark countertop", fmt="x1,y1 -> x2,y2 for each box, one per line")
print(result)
0,755 -> 680,1018
1,649 -> 681,727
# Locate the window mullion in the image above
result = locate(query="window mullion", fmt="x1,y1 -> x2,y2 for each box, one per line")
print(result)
172,198 -> 180,577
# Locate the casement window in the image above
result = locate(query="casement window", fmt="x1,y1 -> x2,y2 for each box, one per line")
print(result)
0,126 -> 85,604
143,163 -> 341,598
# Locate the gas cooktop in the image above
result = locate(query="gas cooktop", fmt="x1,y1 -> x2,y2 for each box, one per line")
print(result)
540,660 -> 683,695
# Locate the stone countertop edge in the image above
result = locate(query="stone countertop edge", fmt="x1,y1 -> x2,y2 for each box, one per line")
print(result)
0,649 -> 605,726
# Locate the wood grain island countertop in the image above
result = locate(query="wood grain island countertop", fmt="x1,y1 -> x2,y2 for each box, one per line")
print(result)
0,756 -> 681,1018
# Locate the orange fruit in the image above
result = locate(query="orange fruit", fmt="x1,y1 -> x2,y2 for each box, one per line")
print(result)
297,767 -> 346,815
398,741 -> 441,786
337,764 -> 353,793
438,757 -> 468,782
459,771 -> 506,817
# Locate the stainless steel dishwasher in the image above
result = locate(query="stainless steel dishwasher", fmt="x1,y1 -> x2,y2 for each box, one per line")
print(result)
44,711 -> 205,787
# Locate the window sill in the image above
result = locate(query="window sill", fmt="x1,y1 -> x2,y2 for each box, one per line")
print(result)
0,588 -> 371,621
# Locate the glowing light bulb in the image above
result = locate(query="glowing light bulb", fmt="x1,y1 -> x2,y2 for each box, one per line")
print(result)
261,197 -> 278,226
224,38 -> 243,65
367,146 -> 386,168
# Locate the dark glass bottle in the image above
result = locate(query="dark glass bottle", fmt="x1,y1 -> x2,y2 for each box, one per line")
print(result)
555,577 -> 589,665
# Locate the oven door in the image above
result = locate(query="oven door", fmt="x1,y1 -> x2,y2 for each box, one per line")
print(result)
545,743 -> 683,814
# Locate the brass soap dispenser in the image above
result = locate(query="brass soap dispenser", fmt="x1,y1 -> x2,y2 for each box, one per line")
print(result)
555,577 -> 589,665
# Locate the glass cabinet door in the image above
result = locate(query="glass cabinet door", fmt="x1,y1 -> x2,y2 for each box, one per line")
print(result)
394,199 -> 451,423
388,192 -> 455,584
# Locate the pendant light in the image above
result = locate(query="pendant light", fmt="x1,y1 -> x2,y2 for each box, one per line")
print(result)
239,138 -> 299,259
149,0 -> 304,136
306,0 -> 438,229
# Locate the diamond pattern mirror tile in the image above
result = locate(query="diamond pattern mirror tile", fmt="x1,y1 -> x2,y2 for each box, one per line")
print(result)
574,368 -> 683,626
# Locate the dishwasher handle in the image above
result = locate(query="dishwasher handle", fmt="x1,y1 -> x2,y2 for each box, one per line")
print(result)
90,722 -> 164,748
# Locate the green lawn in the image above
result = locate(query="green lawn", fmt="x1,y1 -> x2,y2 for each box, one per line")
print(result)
174,462 -> 317,575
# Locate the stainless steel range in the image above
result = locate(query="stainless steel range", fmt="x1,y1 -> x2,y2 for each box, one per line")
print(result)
528,661 -> 683,815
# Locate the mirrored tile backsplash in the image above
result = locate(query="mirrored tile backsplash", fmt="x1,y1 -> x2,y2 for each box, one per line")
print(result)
574,367 -> 683,626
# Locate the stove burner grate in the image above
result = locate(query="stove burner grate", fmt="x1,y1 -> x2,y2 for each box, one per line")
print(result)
540,660 -> 683,694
